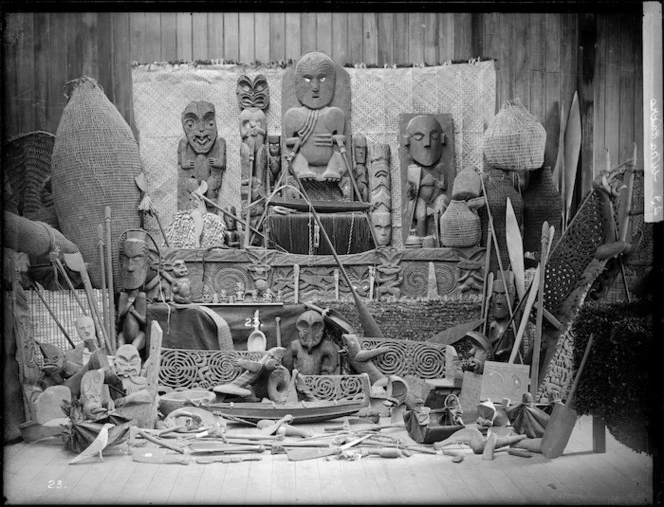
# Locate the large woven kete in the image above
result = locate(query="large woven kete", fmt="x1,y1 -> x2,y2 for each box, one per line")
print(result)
132,61 -> 496,249
51,77 -> 142,290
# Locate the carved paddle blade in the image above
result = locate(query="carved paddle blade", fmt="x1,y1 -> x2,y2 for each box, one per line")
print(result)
505,197 -> 525,301
563,91 -> 581,227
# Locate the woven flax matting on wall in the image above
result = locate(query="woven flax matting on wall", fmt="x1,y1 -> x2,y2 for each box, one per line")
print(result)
132,62 -> 496,248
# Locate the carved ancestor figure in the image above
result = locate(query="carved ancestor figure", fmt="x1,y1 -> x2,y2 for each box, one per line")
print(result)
237,74 -> 269,246
267,135 -> 282,192
223,205 -> 241,248
177,100 -> 226,212
487,276 -> 516,361
402,115 -> 450,245
375,248 -> 404,301
117,231 -> 149,352
352,134 -> 370,202
283,51 -> 348,183
370,144 -> 393,247
283,310 -> 339,375
80,369 -> 114,420
372,212 -> 393,248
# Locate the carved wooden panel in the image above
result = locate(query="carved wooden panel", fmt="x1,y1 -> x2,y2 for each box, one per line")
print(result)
357,337 -> 450,380
298,374 -> 367,401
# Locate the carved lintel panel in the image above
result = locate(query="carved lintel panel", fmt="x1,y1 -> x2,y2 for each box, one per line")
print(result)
357,337 -> 450,380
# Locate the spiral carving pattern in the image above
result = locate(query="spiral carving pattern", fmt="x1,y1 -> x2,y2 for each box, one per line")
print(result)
401,264 -> 428,298
299,374 -> 365,401
358,338 -> 447,379
435,264 -> 457,295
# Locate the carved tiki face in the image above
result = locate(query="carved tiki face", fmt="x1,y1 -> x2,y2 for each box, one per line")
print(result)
80,369 -> 105,418
181,101 -> 218,154
372,212 -> 393,247
114,344 -> 142,378
236,74 -> 270,110
295,52 -> 337,110
353,134 -> 368,164
491,279 -> 512,320
405,115 -> 444,167
296,310 -> 325,353
172,260 -> 188,278
268,135 -> 281,156
75,315 -> 95,342
120,232 -> 149,291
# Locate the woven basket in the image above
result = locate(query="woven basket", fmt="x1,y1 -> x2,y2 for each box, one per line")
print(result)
523,166 -> 562,256
3,131 -> 59,228
480,168 -> 523,274
51,77 -> 142,290
452,168 -> 482,200
484,99 -> 546,172
440,200 -> 482,247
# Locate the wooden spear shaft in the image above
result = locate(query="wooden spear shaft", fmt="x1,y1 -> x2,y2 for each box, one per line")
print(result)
105,207 -> 116,351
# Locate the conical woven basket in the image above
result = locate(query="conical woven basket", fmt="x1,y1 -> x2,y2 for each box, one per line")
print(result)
440,200 -> 482,247
484,99 -> 546,172
51,77 -> 142,290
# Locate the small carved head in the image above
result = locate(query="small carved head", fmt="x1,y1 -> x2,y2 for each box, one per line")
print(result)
490,277 -> 514,320
268,135 -> 281,156
114,344 -> 142,378
371,212 -> 392,247
120,231 -> 149,291
295,51 -> 337,110
296,310 -> 325,353
353,134 -> 368,164
80,369 -> 106,419
236,74 -> 270,110
172,259 -> 188,279
181,100 -> 218,155
404,115 -> 444,167
75,315 -> 96,342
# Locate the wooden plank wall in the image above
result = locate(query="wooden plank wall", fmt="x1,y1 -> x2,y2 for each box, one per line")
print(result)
2,11 -> 644,176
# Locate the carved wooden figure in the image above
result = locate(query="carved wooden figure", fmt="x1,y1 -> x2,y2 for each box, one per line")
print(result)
375,248 -> 404,301
283,310 -> 339,375
282,51 -> 350,185
117,230 -> 149,352
267,135 -> 282,192
223,205 -> 241,248
177,101 -> 226,212
80,368 -> 113,420
213,347 -> 287,398
399,114 -> 455,246
170,259 -> 192,304
370,144 -> 393,247
487,275 -> 517,361
352,134 -> 370,202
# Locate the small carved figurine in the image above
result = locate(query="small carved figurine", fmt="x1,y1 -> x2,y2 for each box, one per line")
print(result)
80,368 -> 113,420
112,344 -> 151,404
283,310 -> 339,375
177,100 -> 226,213
170,259 -> 192,304
352,134 -> 370,202
223,206 -> 241,248
267,135 -> 282,192
117,231 -> 149,352
487,275 -> 516,361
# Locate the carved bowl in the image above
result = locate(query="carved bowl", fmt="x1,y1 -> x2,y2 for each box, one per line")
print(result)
158,389 -> 216,416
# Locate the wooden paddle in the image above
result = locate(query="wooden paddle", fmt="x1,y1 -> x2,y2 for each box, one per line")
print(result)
541,333 -> 594,459
551,99 -> 567,192
506,197 -> 525,301
563,91 -> 581,230
285,433 -> 372,462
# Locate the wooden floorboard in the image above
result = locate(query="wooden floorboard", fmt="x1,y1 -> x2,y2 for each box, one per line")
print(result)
3,415 -> 653,505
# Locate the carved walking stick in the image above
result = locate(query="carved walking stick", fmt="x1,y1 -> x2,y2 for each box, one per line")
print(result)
97,224 -> 110,341
105,207 -> 116,349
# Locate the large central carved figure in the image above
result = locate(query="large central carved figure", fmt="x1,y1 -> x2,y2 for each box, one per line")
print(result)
283,51 -> 348,184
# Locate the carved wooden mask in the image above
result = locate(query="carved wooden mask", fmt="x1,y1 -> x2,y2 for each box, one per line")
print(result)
404,115 -> 444,167
236,74 -> 270,110
371,212 -> 393,247
120,232 -> 149,291
114,344 -> 142,378
295,52 -> 337,110
181,101 -> 218,154
296,310 -> 325,352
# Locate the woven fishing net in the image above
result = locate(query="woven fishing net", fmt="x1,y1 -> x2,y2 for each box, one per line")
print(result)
483,99 -> 546,172
3,131 -> 59,228
51,77 -> 142,290
132,61 -> 496,249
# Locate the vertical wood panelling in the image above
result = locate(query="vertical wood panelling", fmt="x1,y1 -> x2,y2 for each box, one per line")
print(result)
377,13 -> 394,66
65,12 -> 81,82
579,13 -> 597,200
316,12 -> 333,56
284,12 -> 301,60
96,12 -> 115,112
604,15 -> 622,171
143,12 -> 162,63
560,14 -> 578,118
408,11 -> 424,64
439,13 -> 455,63
301,12 -> 317,54
513,13 -> 530,108
112,12 -> 137,137
254,13 -> 270,63
238,12 -> 255,63
3,14 -> 20,137
499,14 -> 515,103
529,13 -> 546,123
192,12 -> 209,61
16,12 -> 36,134
160,13 -> 177,62
348,13 -> 363,64
223,13 -> 239,62
453,13 -> 473,61
176,12 -> 193,61
363,13 -> 378,65
208,12 -> 225,60
544,13 -> 562,169
331,13 -> 349,65
80,13 -> 98,77
394,13 -> 410,64
130,12 -> 147,64
594,14 -> 607,177
618,14 -> 636,165
269,12 -> 285,61
33,13 -> 50,132
483,13 -> 500,111
633,17 -> 643,169
424,13 -> 439,65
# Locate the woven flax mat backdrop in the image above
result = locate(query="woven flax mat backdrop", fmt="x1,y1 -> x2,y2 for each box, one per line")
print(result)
132,61 -> 496,248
